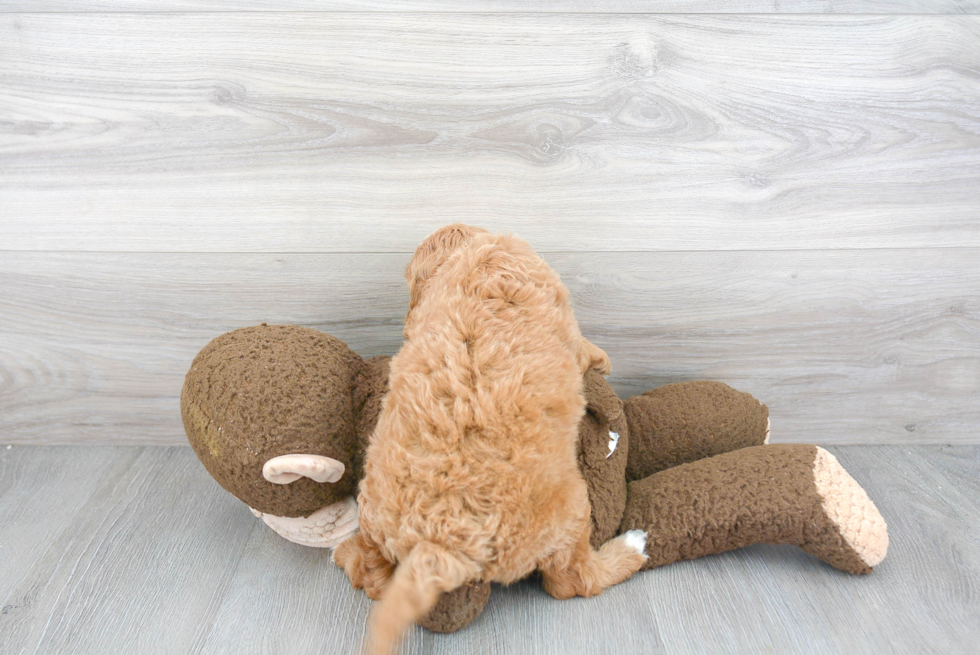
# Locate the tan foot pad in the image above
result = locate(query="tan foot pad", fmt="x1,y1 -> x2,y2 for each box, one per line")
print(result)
812,447 -> 888,569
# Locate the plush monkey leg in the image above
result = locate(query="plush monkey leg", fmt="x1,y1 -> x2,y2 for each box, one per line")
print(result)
624,381 -> 770,481
620,444 -> 888,574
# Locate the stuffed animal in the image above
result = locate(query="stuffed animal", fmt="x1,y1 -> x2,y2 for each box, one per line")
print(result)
181,324 -> 888,633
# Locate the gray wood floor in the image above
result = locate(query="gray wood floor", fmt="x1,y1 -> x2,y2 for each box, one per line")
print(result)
0,445 -> 977,654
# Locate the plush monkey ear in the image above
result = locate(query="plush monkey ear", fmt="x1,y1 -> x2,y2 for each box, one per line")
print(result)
262,454 -> 346,484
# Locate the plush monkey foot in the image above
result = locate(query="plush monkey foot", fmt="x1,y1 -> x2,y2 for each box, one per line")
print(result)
620,443 -> 888,574
808,447 -> 888,571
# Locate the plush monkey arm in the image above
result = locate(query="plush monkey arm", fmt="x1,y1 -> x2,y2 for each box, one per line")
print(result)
619,444 -> 888,574
579,369 -> 631,547
623,381 -> 770,482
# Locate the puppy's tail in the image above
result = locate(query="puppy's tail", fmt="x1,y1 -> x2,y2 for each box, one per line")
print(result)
365,540 -> 480,655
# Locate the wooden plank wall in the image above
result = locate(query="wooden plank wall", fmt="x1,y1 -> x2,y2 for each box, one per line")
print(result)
1,3 -> 978,445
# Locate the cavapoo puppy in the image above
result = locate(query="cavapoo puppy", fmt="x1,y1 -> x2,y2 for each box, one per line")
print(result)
333,224 -> 648,654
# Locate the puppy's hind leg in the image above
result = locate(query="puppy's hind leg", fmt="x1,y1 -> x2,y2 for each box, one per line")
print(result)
332,530 -> 395,601
541,528 -> 647,600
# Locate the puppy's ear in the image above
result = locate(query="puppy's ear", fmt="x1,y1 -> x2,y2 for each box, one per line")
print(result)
406,224 -> 486,312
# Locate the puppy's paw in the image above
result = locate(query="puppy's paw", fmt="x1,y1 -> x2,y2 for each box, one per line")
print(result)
331,538 -> 363,588
330,534 -> 353,566
363,580 -> 387,601
620,530 -> 648,558
580,339 -> 612,376
592,354 -> 612,376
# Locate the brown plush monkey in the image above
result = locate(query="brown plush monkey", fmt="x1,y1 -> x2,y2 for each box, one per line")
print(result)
181,324 -> 887,633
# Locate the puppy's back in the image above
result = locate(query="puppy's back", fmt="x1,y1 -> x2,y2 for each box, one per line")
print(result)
394,231 -> 587,456
364,230 -> 588,534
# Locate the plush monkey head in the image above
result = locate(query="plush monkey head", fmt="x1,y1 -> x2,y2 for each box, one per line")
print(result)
181,325 -> 391,547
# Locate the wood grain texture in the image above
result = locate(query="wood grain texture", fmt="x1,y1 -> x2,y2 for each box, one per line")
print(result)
1,1 -> 978,13
0,249 -> 976,446
0,447 -> 138,606
0,447 -> 256,655
2,14 -> 979,252
0,445 -> 977,654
